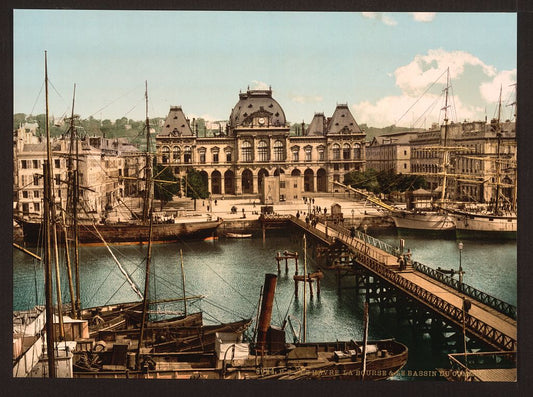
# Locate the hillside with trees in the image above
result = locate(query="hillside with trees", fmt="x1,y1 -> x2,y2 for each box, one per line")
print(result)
14,113 -> 423,147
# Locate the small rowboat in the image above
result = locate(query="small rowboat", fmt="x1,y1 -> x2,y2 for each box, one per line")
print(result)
226,232 -> 252,238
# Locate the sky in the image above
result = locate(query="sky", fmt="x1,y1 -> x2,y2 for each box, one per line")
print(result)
13,11 -> 517,128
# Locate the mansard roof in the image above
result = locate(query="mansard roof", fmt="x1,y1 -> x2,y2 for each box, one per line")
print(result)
229,88 -> 286,129
306,113 -> 327,136
326,104 -> 362,135
159,106 -> 194,137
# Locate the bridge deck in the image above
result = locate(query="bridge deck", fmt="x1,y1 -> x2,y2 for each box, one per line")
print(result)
263,215 -> 517,351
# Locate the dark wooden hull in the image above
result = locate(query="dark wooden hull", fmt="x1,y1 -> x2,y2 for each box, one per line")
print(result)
73,339 -> 408,380
16,218 -> 221,244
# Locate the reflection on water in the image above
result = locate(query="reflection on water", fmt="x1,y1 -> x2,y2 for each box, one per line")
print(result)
13,229 -> 516,380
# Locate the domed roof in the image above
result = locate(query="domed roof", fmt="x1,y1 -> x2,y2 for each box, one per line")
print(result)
229,88 -> 286,129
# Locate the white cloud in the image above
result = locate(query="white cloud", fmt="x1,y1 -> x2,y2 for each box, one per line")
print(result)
411,12 -> 436,22
353,93 -> 482,128
290,94 -> 323,104
352,49 -> 514,128
394,49 -> 496,96
361,12 -> 377,19
479,69 -> 517,104
382,15 -> 398,26
250,80 -> 270,90
361,12 -> 397,26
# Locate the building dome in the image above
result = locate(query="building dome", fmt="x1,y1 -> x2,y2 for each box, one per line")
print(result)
229,88 -> 286,130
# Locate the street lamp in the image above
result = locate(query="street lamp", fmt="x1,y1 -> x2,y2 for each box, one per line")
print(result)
458,241 -> 464,288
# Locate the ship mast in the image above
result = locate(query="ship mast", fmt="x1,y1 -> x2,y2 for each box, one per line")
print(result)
66,83 -> 80,318
43,50 -> 57,378
142,81 -> 152,223
439,68 -> 451,204
136,210 -> 154,370
494,86 -> 503,215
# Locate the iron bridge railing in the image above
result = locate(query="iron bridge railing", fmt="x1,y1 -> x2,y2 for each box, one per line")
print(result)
412,261 -> 517,320
356,252 -> 516,352
328,222 -> 517,321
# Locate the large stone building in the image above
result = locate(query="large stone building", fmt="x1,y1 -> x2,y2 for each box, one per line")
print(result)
366,131 -> 419,173
409,120 -> 516,204
155,88 -> 366,198
13,124 -> 146,219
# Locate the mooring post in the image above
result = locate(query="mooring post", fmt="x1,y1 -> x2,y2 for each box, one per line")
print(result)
285,257 -> 288,273
308,276 -> 314,298
294,278 -> 298,298
316,277 -> 321,296
276,252 -> 281,273
295,254 -> 299,275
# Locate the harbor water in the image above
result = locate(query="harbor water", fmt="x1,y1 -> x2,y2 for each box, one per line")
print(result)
12,228 -> 517,381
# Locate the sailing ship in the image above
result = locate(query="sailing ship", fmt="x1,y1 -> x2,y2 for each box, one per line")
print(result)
15,81 -> 221,245
71,273 -> 408,380
447,88 -> 517,239
13,57 -> 236,377
390,69 -> 457,232
70,234 -> 407,379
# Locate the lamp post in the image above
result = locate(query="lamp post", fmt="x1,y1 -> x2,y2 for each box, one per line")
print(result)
458,241 -> 464,289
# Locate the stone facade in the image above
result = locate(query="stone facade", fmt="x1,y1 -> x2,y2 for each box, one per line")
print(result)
155,88 -> 366,196
13,124 -> 146,219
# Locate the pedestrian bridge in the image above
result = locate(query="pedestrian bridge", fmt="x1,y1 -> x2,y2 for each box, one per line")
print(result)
260,214 -> 517,352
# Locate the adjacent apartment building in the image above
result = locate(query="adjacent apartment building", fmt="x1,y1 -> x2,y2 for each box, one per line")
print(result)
13,123 -> 146,220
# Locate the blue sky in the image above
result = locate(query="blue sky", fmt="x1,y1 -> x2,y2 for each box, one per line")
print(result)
13,11 -> 516,128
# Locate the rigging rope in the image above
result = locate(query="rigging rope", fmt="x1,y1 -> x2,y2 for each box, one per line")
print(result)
91,225 -> 143,299
396,68 -> 447,126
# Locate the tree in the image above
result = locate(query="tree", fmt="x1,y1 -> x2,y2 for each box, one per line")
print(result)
183,168 -> 209,211
153,165 -> 181,210
344,169 -> 380,193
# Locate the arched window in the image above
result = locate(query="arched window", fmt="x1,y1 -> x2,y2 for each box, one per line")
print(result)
258,140 -> 269,162
241,141 -> 252,162
184,146 -> 192,163
343,143 -> 351,160
173,147 -> 181,163
332,143 -> 340,160
162,146 -> 170,164
273,140 -> 285,161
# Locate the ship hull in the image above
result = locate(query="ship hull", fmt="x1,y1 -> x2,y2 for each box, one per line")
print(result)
17,218 -> 222,244
452,211 -> 516,240
391,211 -> 456,231
73,339 -> 408,380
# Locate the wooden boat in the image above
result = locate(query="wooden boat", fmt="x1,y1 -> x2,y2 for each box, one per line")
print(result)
15,216 -> 222,244
72,274 -> 408,380
225,232 -> 252,238
15,82 -> 221,245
